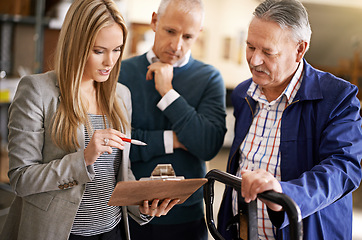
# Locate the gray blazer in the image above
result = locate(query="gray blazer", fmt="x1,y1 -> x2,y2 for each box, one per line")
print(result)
0,71 -> 149,240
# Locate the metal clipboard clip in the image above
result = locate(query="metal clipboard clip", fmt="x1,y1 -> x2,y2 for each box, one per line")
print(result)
140,164 -> 185,181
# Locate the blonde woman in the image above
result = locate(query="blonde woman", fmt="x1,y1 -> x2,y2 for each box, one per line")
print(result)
0,0 -> 177,239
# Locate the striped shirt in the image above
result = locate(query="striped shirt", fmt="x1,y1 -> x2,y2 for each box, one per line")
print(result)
71,114 -> 122,236
232,62 -> 303,240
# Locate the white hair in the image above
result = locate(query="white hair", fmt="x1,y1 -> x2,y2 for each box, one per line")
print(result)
254,0 -> 312,51
157,0 -> 205,24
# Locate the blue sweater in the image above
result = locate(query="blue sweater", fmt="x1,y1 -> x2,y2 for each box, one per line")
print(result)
119,54 -> 227,224
218,59 -> 362,239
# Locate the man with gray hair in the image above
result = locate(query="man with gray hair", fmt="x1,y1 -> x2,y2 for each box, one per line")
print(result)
118,0 -> 226,239
218,0 -> 362,239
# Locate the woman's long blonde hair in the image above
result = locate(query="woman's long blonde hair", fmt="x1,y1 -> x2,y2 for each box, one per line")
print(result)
52,0 -> 129,152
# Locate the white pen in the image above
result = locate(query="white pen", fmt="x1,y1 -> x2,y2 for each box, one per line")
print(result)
121,137 -> 147,146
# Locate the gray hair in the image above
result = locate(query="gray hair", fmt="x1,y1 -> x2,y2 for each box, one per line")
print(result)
254,0 -> 312,51
157,0 -> 204,21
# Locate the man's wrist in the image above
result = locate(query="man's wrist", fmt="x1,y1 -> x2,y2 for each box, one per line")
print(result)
157,89 -> 180,111
164,130 -> 174,154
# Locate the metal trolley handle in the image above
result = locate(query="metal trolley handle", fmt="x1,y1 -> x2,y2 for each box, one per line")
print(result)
204,169 -> 303,240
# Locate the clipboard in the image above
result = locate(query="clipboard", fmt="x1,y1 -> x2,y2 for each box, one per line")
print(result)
108,178 -> 208,206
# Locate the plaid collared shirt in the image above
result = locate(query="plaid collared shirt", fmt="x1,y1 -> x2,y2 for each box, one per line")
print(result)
232,62 -> 303,240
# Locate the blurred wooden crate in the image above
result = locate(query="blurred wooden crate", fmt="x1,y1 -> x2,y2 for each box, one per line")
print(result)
0,0 -> 34,16
0,145 -> 9,183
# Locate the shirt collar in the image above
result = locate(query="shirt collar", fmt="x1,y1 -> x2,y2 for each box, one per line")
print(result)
283,61 -> 304,103
146,49 -> 191,68
247,61 -> 304,105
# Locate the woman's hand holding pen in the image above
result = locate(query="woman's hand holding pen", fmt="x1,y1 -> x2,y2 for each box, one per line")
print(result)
139,199 -> 180,217
84,128 -> 126,166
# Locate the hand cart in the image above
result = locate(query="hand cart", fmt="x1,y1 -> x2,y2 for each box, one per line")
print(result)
204,169 -> 303,240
